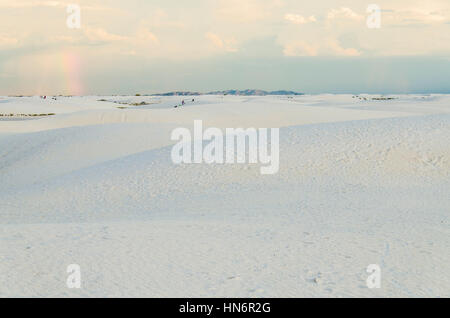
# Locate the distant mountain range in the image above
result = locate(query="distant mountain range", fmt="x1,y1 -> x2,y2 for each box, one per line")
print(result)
151,89 -> 303,96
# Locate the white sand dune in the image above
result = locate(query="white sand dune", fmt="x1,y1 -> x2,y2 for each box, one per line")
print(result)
0,94 -> 449,297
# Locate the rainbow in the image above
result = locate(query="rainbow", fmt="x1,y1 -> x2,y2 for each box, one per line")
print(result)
60,51 -> 84,96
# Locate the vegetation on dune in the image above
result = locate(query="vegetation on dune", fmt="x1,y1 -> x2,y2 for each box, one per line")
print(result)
98,99 -> 159,108
352,95 -> 399,101
0,113 -> 56,117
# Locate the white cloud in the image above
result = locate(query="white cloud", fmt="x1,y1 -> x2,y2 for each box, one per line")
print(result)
0,35 -> 19,48
215,0 -> 284,23
0,1 -> 66,8
205,32 -> 238,53
80,26 -> 160,48
0,0 -> 112,11
148,9 -> 186,29
284,14 -> 316,24
327,40 -> 360,56
327,7 -> 363,21
1,0 -> 450,61
135,28 -> 160,46
283,41 -> 318,57
84,27 -> 128,43
282,39 -> 360,57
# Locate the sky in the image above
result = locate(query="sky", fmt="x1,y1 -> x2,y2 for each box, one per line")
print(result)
0,0 -> 449,95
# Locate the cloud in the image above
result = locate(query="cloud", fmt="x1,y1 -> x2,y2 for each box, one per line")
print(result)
0,0 -> 112,11
79,26 -> 159,48
1,0 -> 450,62
205,32 -> 238,53
215,0 -> 284,23
327,7 -> 363,21
134,28 -> 160,45
284,14 -> 316,25
282,38 -> 360,57
327,40 -> 360,56
283,41 -> 318,57
0,1 -> 66,8
148,8 -> 186,29
84,27 -> 128,43
0,35 -> 19,48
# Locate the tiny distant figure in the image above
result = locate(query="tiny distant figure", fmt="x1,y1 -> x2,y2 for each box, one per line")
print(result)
182,100 -> 185,106
44,96 -> 46,99
192,99 -> 195,102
